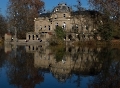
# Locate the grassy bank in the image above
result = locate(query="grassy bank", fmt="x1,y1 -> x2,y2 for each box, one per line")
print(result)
73,40 -> 120,47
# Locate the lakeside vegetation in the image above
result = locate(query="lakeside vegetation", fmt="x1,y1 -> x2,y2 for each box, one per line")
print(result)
48,26 -> 120,47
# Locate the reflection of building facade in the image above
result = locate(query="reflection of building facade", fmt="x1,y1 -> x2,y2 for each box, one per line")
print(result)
4,44 -> 102,82
26,3 -> 102,42
26,45 -> 102,82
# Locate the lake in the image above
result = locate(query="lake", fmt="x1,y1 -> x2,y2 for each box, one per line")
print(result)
0,44 -> 120,88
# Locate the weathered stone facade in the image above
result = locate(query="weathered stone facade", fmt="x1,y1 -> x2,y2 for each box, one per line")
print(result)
26,3 -> 102,42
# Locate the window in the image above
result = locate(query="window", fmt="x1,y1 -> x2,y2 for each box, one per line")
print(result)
29,46 -> 30,50
85,25 -> 88,30
63,22 -> 66,29
36,35 -> 38,39
29,35 -> 30,40
48,25 -> 50,30
56,23 -> 58,26
40,25 -> 42,30
56,8 -> 59,11
51,21 -> 52,24
33,46 -> 34,50
44,26 -> 46,30
63,14 -> 66,17
33,35 -> 34,40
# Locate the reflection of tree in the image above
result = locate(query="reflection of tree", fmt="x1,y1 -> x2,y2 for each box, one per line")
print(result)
73,75 -> 81,88
0,47 -> 6,68
6,46 -> 44,88
51,45 -> 66,62
89,47 -> 120,88
6,45 -> 114,88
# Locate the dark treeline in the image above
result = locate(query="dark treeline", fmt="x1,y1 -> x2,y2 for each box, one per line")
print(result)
88,0 -> 120,39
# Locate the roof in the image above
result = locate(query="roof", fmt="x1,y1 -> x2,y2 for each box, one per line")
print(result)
71,10 -> 101,16
53,3 -> 71,13
39,13 -> 51,17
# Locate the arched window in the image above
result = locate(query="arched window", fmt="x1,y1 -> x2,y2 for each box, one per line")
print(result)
33,35 -> 34,40
29,35 -> 30,40
63,22 -> 66,29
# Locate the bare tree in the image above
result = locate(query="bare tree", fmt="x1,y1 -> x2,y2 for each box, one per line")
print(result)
7,0 -> 44,38
88,0 -> 120,25
0,13 -> 7,39
88,0 -> 120,39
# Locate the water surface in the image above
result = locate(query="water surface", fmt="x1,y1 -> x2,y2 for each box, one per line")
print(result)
0,44 -> 120,88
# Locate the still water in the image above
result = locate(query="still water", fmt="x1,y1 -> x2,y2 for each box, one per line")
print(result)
0,44 -> 120,88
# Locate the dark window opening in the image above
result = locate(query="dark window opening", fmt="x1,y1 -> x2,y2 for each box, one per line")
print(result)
68,35 -> 72,40
33,35 -> 34,40
29,35 -> 30,40
56,23 -> 58,26
48,25 -> 50,30
36,47 -> 38,50
63,14 -> 66,17
68,47 -> 72,52
33,46 -> 34,50
29,46 -> 30,50
36,35 -> 38,38
51,21 -> 52,24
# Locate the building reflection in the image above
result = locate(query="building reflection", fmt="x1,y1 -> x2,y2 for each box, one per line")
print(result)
4,44 -> 44,88
4,44 -> 120,87
25,45 -> 102,82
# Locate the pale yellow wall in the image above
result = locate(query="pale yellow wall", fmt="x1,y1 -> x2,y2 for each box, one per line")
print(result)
33,3 -> 102,41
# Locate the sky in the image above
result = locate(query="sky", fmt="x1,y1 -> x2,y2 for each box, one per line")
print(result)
0,0 -> 89,16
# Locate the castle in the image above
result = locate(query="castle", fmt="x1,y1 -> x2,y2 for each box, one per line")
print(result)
26,3 -> 102,42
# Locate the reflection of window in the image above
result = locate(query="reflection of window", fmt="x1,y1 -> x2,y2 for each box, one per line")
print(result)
83,35 -> 85,38
36,47 -> 38,50
72,25 -> 78,32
